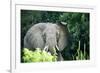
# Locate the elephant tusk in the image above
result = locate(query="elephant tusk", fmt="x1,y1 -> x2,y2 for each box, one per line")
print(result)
55,45 -> 60,51
53,47 -> 57,55
43,45 -> 48,51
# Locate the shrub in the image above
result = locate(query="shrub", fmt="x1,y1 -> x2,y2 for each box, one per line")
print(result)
22,48 -> 57,62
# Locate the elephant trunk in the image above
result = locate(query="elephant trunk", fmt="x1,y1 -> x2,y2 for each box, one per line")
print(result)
45,38 -> 57,54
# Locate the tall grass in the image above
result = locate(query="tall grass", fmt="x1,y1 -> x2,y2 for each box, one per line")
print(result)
72,41 -> 87,60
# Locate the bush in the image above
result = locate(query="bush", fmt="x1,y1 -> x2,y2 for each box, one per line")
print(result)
22,48 -> 57,62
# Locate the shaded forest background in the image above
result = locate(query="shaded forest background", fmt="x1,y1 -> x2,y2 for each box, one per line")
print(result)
21,10 -> 90,60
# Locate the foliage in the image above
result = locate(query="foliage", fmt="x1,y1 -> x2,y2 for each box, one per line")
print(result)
72,41 -> 87,60
22,48 -> 57,62
60,13 -> 90,60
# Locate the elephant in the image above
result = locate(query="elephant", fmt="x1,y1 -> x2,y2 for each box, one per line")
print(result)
24,22 -> 69,61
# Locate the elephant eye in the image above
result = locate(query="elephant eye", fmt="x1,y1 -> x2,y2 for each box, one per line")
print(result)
57,31 -> 59,37
56,31 -> 60,42
43,33 -> 46,42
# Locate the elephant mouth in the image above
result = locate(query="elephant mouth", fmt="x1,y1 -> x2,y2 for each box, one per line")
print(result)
43,45 -> 60,55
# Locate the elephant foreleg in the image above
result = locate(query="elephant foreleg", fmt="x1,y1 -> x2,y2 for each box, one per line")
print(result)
57,52 -> 64,61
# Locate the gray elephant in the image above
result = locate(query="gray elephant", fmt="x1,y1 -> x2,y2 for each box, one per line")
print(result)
24,23 -> 69,61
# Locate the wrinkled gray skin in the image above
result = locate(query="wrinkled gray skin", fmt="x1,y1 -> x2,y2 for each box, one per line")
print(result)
24,23 -> 69,61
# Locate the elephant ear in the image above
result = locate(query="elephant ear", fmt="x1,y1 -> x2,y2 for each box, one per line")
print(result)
24,25 -> 45,50
56,24 -> 69,51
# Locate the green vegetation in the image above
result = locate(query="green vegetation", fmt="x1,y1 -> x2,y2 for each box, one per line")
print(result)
22,40 -> 87,63
22,48 -> 57,62
72,41 -> 87,60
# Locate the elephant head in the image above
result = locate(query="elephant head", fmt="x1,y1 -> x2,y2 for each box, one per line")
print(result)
42,23 -> 68,55
42,24 -> 59,54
